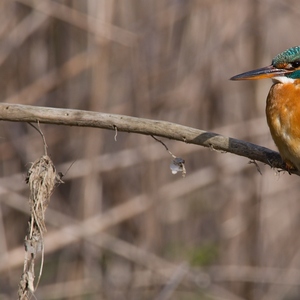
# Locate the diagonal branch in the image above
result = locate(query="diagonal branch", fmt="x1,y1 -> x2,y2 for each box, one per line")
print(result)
0,103 -> 296,175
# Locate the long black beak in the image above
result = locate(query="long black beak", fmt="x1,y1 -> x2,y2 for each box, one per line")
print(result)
230,65 -> 291,80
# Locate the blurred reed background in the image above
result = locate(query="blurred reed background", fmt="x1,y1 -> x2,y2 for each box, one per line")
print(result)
1,0 -> 300,299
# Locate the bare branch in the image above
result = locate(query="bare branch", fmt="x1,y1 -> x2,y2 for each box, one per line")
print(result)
0,103 -> 295,175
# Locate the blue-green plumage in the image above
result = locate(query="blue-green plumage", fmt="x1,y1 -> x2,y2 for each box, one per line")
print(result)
286,69 -> 300,79
272,46 -> 300,66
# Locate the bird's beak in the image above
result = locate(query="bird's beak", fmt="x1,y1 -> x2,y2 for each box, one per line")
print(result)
230,65 -> 292,80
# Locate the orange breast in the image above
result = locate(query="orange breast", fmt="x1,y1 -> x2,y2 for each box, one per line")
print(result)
266,80 -> 300,169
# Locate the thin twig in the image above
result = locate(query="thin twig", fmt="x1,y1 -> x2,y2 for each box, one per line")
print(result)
151,135 -> 176,158
27,122 -> 48,155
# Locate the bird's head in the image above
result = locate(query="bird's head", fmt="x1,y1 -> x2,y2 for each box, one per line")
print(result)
231,46 -> 300,83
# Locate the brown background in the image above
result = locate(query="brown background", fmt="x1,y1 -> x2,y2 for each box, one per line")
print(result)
1,1 -> 300,299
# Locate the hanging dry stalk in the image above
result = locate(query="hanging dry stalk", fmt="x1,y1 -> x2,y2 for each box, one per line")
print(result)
18,124 -> 63,299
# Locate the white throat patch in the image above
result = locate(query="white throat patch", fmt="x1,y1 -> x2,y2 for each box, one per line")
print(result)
272,76 -> 295,84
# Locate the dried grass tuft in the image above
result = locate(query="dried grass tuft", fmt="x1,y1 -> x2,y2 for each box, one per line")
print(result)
18,154 -> 62,299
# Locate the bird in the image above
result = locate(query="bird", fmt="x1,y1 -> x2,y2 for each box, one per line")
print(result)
231,46 -> 300,171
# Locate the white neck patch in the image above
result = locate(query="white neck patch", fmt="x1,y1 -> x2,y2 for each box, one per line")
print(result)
272,76 -> 295,84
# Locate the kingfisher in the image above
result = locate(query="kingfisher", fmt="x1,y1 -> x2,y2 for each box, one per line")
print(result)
231,46 -> 300,171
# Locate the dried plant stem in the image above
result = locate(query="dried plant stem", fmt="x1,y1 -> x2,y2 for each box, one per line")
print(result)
27,122 -> 48,155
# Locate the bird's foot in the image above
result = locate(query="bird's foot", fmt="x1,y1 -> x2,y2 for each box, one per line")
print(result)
284,160 -> 297,174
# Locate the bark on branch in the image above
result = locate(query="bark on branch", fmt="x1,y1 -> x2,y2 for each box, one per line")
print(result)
0,103 -> 295,175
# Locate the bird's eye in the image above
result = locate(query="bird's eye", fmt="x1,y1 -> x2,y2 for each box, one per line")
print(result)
291,61 -> 300,68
